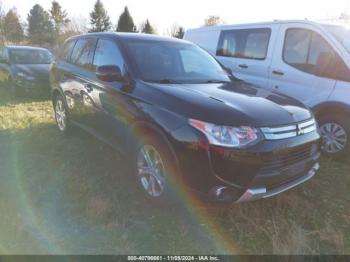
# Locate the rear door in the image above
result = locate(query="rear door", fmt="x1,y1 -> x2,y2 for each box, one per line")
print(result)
268,23 -> 337,107
64,38 -> 97,124
215,25 -> 278,88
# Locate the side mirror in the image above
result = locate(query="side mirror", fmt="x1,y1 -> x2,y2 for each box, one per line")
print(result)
96,65 -> 123,82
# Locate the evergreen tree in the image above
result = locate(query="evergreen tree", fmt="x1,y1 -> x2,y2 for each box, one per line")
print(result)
141,19 -> 155,34
89,0 -> 111,32
174,26 -> 185,39
0,1 -> 6,44
50,1 -> 69,35
116,6 -> 136,32
3,9 -> 24,43
27,4 -> 55,45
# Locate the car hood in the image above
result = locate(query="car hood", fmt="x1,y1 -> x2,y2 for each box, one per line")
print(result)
143,80 -> 312,127
12,64 -> 51,80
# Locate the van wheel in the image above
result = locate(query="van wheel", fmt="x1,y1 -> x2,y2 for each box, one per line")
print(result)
54,95 -> 71,134
132,134 -> 179,205
319,114 -> 349,157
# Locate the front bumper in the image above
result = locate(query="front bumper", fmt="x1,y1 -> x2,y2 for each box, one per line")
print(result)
236,162 -> 319,203
170,125 -> 321,203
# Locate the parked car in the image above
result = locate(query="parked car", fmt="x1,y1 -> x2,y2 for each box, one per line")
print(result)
184,20 -> 350,157
50,33 -> 320,203
0,46 -> 54,96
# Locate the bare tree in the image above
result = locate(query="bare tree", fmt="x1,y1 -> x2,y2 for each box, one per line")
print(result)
164,23 -> 184,38
203,15 -> 224,27
65,16 -> 89,34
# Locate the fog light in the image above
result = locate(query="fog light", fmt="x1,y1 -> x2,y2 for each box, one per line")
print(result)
209,186 -> 237,202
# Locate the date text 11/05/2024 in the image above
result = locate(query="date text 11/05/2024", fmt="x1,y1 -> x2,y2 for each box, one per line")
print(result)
127,255 -> 220,261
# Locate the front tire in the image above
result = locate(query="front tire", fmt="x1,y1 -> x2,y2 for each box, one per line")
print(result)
132,134 -> 180,204
54,95 -> 71,134
319,114 -> 349,158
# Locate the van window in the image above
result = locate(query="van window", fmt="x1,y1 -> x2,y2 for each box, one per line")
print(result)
216,31 -> 237,57
217,28 -> 271,60
308,34 -> 334,65
70,38 -> 96,70
60,40 -> 76,61
92,39 -> 125,73
283,28 -> 335,74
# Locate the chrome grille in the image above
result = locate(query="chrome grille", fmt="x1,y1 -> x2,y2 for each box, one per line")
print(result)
261,118 -> 317,140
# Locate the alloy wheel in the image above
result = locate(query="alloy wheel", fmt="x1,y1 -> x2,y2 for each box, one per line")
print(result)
137,145 -> 166,198
55,99 -> 67,131
320,122 -> 347,154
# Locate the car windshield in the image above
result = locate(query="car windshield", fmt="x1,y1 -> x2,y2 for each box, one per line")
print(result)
9,49 -> 53,64
124,40 -> 231,84
322,24 -> 350,54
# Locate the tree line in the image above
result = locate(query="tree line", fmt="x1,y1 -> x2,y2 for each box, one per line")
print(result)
0,0 -> 186,49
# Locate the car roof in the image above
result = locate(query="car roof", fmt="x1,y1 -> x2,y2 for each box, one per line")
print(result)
66,32 -> 191,44
186,19 -> 326,33
6,45 -> 50,52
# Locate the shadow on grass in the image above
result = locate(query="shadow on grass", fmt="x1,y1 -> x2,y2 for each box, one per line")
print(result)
0,123 -> 222,254
0,115 -> 349,254
0,85 -> 50,107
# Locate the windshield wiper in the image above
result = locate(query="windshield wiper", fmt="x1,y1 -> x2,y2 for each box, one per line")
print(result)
146,79 -> 179,84
204,80 -> 231,84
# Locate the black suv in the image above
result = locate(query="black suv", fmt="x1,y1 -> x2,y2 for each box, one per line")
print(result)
50,33 -> 321,203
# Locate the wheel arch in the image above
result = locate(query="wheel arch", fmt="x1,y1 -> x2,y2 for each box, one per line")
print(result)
127,120 -> 182,177
128,120 -> 174,152
312,102 -> 350,119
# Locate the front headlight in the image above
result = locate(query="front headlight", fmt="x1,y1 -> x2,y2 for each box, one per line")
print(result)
189,119 -> 260,148
17,72 -> 35,81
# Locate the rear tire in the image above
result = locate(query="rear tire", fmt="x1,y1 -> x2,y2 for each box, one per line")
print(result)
319,114 -> 349,158
53,94 -> 71,135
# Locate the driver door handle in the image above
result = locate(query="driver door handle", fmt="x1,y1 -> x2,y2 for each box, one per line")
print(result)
272,70 -> 284,76
238,64 -> 248,69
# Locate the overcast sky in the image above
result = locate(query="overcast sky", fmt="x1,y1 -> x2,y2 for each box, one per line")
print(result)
2,0 -> 350,33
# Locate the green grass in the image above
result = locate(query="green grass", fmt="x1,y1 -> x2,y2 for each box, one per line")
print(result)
0,87 -> 349,254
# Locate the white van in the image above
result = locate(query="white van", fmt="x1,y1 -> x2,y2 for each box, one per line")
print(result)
184,20 -> 350,157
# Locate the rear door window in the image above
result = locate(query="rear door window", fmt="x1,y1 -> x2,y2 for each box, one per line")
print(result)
70,38 -> 96,70
217,28 -> 271,60
60,40 -> 76,62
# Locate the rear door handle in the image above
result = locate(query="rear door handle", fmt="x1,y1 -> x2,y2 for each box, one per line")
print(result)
84,83 -> 93,93
272,70 -> 284,76
238,64 -> 248,69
